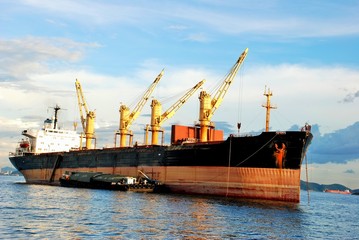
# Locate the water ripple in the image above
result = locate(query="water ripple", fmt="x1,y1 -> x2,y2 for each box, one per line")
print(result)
0,176 -> 358,239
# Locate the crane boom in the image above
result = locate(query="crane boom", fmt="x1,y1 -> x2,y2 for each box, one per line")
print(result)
150,79 -> 205,145
128,69 -> 164,128
75,79 -> 89,131
160,79 -> 205,125
75,79 -> 96,149
199,48 -> 248,142
209,47 -> 248,119
117,70 -> 164,147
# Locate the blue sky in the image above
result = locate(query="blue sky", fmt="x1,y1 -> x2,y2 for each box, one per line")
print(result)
1,0 -> 359,188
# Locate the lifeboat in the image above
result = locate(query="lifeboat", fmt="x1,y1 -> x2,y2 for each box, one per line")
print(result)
19,141 -> 30,148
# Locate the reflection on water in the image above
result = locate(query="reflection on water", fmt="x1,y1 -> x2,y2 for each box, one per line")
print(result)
1,176 -> 358,239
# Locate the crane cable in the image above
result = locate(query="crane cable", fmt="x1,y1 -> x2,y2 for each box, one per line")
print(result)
208,133 -> 278,182
237,67 -> 245,136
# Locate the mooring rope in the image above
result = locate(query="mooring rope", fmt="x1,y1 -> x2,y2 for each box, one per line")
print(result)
207,133 -> 278,182
234,134 -> 277,167
226,136 -> 232,197
305,154 -> 310,205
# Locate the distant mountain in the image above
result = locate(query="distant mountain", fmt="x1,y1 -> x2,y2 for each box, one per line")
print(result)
300,180 -> 351,192
1,166 -> 16,172
0,166 -> 22,176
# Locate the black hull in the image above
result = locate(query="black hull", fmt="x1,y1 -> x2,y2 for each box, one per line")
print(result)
10,132 -> 310,170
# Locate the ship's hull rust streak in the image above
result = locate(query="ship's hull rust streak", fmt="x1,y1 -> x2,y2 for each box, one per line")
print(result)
15,166 -> 301,202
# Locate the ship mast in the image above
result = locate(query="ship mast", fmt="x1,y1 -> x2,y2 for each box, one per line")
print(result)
262,86 -> 276,132
53,105 -> 61,129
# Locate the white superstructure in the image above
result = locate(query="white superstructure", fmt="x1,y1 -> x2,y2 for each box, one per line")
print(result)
11,106 -> 81,157
23,122 -> 80,154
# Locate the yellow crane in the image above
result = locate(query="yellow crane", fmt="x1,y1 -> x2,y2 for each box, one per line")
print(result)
198,48 -> 248,142
149,79 -> 205,145
75,79 -> 96,149
116,70 -> 164,147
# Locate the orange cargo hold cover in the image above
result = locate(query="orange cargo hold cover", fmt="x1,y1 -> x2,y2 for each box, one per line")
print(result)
171,125 -> 223,144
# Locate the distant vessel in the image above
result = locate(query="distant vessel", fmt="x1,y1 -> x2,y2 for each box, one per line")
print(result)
324,189 -> 351,195
9,48 -> 313,202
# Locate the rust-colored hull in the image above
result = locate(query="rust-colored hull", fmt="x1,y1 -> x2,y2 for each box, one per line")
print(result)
20,166 -> 301,202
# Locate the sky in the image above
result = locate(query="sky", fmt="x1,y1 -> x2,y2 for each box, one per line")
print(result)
1,0 -> 359,188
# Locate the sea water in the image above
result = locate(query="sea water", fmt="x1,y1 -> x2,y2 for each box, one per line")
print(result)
0,175 -> 358,239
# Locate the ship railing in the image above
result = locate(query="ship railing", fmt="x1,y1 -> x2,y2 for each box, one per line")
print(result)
9,151 -> 23,157
235,133 -> 255,137
301,123 -> 311,132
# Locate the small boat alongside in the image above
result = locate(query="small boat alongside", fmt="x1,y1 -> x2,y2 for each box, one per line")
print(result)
59,170 -> 161,192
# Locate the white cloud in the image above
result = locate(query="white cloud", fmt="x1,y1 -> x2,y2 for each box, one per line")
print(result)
0,37 -> 99,83
167,25 -> 188,31
185,33 -> 211,43
0,116 -> 39,132
21,0 -> 146,26
231,64 -> 359,134
2,35 -> 358,138
13,1 -> 359,39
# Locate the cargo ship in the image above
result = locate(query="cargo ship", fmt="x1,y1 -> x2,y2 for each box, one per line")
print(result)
8,48 -> 313,202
